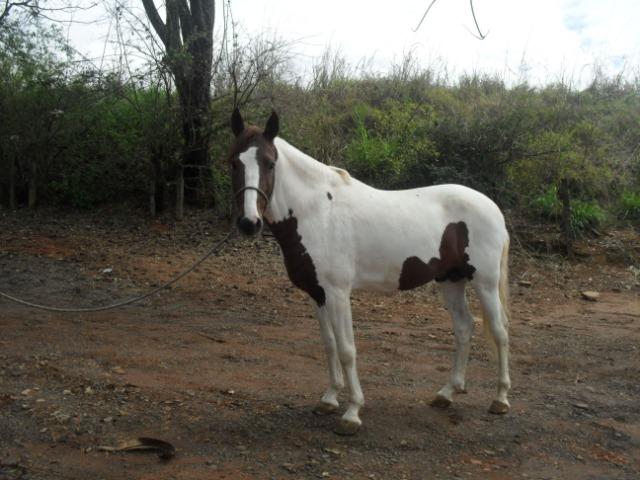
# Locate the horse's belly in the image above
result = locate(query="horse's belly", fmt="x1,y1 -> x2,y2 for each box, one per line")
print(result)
351,262 -> 404,292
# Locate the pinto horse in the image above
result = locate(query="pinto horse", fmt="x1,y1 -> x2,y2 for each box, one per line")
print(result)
227,109 -> 511,435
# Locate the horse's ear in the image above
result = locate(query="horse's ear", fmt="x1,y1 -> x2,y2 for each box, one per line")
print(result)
231,108 -> 245,137
263,111 -> 279,141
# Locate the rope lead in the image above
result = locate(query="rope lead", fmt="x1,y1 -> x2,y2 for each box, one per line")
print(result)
0,229 -> 236,313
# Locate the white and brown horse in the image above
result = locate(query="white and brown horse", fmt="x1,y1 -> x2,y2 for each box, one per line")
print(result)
226,109 -> 511,435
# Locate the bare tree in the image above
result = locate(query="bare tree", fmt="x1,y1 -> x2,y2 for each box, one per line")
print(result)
141,0 -> 215,203
0,1 -> 98,27
0,0 -> 45,25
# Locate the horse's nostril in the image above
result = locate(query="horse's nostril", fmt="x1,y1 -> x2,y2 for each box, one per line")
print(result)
238,217 -> 261,235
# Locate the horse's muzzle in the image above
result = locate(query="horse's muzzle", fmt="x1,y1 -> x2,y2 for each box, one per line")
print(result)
237,216 -> 262,236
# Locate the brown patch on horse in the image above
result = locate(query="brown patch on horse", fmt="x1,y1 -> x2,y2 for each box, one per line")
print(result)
267,215 -> 326,306
227,126 -> 278,216
398,222 -> 476,290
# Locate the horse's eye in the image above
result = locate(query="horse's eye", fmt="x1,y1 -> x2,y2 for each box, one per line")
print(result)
269,162 -> 275,170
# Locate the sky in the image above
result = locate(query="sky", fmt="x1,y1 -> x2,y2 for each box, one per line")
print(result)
65,0 -> 640,88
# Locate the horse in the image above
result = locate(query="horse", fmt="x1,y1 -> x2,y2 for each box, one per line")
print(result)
226,109 -> 511,435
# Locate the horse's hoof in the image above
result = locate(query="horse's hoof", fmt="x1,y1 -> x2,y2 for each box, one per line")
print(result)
333,419 -> 360,436
488,400 -> 510,414
430,394 -> 452,409
313,401 -> 339,416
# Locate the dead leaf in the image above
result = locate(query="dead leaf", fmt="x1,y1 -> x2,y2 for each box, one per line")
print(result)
581,291 -> 600,301
97,437 -> 175,460
323,447 -> 342,457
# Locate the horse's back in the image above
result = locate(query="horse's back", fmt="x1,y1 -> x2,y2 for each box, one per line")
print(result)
412,184 -> 507,236
353,183 -> 506,242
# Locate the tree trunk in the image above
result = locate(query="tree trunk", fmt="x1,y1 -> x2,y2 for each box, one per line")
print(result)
182,88 -> 211,204
176,42 -> 213,205
149,180 -> 157,217
151,153 -> 166,213
28,158 -> 37,208
176,166 -> 184,221
141,0 -> 215,206
9,158 -> 16,209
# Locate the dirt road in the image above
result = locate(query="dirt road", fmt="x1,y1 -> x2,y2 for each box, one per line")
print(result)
1,208 -> 639,479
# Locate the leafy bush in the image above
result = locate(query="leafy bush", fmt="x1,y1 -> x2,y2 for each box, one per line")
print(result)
343,101 -> 439,188
571,200 -> 606,233
344,115 -> 397,186
532,186 -> 561,219
1,19 -> 639,224
618,191 -> 640,221
531,186 -> 606,235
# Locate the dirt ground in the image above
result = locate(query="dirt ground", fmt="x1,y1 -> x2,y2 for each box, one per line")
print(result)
1,207 -> 639,480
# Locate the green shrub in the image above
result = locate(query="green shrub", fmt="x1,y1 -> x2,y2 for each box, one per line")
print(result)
571,200 -> 606,233
531,186 -> 606,234
618,191 -> 640,221
2,21 -> 640,214
343,102 -> 439,188
532,186 -> 561,219
344,106 -> 398,186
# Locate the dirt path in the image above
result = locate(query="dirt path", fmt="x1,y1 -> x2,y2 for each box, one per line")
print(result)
1,208 -> 639,479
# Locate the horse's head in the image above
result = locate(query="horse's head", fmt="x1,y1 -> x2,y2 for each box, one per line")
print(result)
227,108 -> 279,236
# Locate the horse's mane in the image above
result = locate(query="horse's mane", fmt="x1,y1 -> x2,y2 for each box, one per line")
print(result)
275,138 -> 352,186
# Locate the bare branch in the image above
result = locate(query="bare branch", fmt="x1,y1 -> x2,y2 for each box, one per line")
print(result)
0,1 -> 34,25
467,0 -> 488,39
1,1 -> 25,16
1,1 -> 101,26
413,0 -> 488,40
141,0 -> 168,46
412,0 -> 438,33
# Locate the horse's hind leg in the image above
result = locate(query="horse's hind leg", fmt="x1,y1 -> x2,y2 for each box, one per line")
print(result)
474,283 -> 511,414
313,305 -> 344,415
431,280 -> 475,408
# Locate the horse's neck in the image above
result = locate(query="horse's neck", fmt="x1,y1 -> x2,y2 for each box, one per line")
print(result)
267,138 -> 332,222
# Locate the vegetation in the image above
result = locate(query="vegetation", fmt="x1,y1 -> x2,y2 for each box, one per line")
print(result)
618,190 -> 640,221
1,13 -> 639,237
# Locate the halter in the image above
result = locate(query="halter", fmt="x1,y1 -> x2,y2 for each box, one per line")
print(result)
234,186 -> 271,208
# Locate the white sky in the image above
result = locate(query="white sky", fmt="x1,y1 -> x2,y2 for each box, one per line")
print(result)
65,0 -> 640,88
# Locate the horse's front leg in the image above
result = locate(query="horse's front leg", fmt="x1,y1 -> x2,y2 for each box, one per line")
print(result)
321,288 -> 364,435
313,305 -> 344,415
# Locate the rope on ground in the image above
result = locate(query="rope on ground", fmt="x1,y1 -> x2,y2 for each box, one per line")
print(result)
0,229 -> 236,313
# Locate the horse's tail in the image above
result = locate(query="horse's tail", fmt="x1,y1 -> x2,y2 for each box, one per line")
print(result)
481,236 -> 510,354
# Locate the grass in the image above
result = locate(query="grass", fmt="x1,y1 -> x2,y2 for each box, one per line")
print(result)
618,190 -> 640,221
570,200 -> 606,233
532,186 -> 607,235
